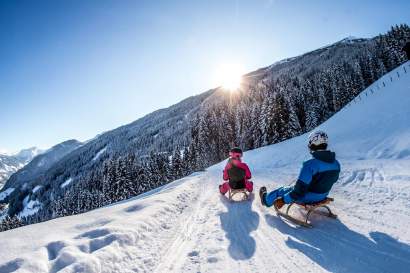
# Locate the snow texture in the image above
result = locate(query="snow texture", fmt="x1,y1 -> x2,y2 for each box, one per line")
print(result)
60,178 -> 73,189
0,62 -> 409,272
92,147 -> 107,161
18,199 -> 41,218
32,185 -> 42,193
0,188 -> 14,202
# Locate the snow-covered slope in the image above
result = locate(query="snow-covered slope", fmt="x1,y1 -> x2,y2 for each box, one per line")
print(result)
0,140 -> 82,209
0,148 -> 41,189
0,140 -> 82,220
0,62 -> 410,273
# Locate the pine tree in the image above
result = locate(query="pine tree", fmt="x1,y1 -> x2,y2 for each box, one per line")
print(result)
171,148 -> 183,180
0,216 -> 24,232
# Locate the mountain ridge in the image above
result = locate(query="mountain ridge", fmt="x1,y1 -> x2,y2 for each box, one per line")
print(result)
0,147 -> 42,189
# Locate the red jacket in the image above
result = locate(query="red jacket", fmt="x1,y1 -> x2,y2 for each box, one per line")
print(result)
223,159 -> 252,181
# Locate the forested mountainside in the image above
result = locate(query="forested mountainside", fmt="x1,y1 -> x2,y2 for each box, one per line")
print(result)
0,148 -> 41,189
188,25 -> 409,168
0,140 -> 82,215
1,24 -> 408,231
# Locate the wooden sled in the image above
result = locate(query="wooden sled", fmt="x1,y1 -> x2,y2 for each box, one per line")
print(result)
228,188 -> 249,201
274,197 -> 337,228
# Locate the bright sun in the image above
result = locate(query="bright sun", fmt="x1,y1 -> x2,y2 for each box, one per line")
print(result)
213,63 -> 245,91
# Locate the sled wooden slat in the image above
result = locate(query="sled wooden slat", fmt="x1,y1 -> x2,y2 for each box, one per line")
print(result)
275,208 -> 313,228
275,197 -> 337,228
228,188 -> 249,201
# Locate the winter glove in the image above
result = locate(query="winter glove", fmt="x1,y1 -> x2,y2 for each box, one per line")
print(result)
274,198 -> 285,209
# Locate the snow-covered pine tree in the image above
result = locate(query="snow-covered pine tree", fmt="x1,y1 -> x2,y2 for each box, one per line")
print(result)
170,147 -> 183,180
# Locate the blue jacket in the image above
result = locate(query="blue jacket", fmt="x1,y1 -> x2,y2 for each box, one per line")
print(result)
283,150 -> 341,204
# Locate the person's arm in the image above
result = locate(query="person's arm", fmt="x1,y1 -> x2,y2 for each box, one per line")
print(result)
244,163 -> 252,179
223,163 -> 230,181
283,161 -> 314,203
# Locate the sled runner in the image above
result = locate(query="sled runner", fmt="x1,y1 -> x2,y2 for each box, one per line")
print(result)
274,197 -> 337,228
228,188 -> 249,201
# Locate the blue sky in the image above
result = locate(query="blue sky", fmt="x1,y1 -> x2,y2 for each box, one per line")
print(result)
1,0 -> 409,153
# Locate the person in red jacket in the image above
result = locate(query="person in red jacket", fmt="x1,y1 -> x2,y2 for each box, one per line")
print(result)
219,147 -> 253,194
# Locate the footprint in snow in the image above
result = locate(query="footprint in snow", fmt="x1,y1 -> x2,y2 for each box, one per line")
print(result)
76,228 -> 111,239
46,241 -> 67,260
188,251 -> 200,257
207,257 -> 218,263
0,258 -> 24,273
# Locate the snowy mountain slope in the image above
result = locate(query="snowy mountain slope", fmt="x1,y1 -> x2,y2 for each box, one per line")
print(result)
0,140 -> 82,215
3,30 -> 403,221
243,62 -> 410,168
243,36 -> 370,84
0,63 -> 409,272
3,140 -> 83,193
0,148 -> 41,189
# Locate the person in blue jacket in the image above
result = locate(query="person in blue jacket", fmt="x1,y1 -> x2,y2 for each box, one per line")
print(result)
259,130 -> 341,209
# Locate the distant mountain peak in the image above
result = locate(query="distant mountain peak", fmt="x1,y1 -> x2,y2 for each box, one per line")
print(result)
341,35 -> 358,41
0,147 -> 42,189
1,139 -> 83,192
15,147 -> 42,160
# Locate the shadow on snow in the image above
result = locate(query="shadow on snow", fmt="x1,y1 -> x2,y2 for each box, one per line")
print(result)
218,194 -> 260,260
265,213 -> 410,273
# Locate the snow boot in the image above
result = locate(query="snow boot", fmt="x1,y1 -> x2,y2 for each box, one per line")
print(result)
273,198 -> 285,209
259,186 -> 267,206
219,185 -> 224,195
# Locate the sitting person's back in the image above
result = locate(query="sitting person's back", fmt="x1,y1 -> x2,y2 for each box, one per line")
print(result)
260,131 -> 340,208
219,147 -> 253,194
286,149 -> 340,204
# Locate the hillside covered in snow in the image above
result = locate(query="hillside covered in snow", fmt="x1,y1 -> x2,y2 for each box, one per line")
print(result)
0,140 -> 83,217
0,62 -> 409,273
0,25 -> 408,227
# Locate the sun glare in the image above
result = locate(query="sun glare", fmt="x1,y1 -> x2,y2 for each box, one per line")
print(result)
214,63 -> 245,91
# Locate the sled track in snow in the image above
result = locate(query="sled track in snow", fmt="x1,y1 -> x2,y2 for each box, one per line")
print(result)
154,165 -> 410,273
